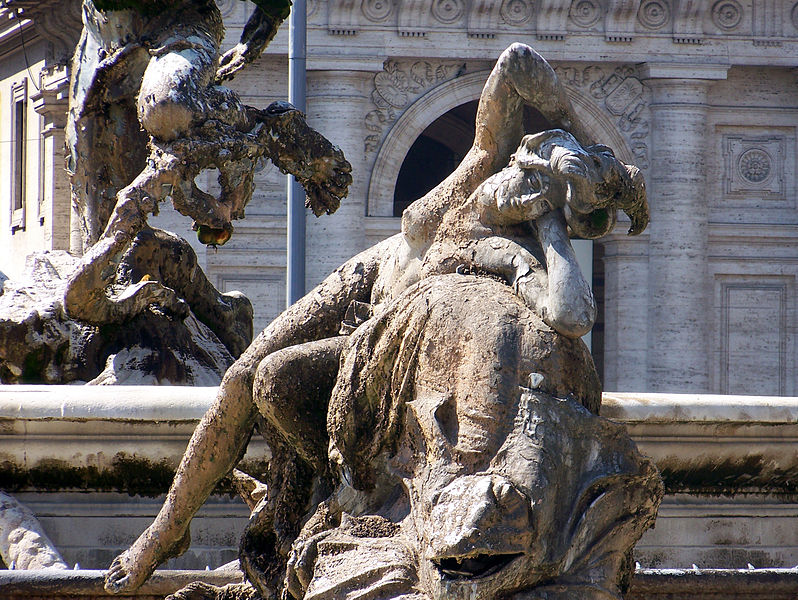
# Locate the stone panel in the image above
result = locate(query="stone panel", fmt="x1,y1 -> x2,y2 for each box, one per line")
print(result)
718,277 -> 791,396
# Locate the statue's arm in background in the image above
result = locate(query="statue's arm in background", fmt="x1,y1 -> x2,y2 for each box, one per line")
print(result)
216,0 -> 293,82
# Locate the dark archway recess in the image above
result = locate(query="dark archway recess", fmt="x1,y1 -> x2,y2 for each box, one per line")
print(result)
392,100 -> 552,217
591,241 -> 605,384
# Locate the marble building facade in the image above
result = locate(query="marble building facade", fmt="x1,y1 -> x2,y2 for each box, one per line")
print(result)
1,0 -> 797,395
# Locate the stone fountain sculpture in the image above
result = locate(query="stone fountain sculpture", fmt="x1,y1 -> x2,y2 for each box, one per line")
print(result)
99,41 -> 661,600
0,0 -> 351,385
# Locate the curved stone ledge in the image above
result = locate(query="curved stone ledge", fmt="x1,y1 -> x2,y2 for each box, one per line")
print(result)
0,385 -> 217,422
0,568 -> 244,599
602,392 -> 798,424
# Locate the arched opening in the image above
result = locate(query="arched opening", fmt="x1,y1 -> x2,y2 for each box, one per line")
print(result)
392,100 -> 552,216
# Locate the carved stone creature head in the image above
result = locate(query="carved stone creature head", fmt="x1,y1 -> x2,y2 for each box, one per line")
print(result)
291,275 -> 661,600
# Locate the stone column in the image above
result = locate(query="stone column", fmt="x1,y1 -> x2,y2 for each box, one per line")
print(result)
601,233 -> 650,392
304,63 -> 380,288
640,64 -> 728,393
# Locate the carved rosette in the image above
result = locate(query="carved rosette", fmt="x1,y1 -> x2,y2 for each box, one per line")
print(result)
500,0 -> 533,25
637,0 -> 671,30
569,0 -> 602,28
362,0 -> 394,22
738,149 -> 771,184
712,0 -> 743,30
431,0 -> 465,24
365,61 -> 464,155
555,65 -> 652,169
723,135 -> 786,199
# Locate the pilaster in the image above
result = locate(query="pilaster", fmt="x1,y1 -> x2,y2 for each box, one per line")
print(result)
30,64 -> 71,253
640,63 -> 729,392
304,68 -> 374,289
601,232 -> 650,392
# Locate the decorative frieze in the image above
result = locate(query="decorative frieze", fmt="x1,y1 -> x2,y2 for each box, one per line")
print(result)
362,0 -> 393,22
536,0 -> 569,39
364,60 -> 465,154
672,0 -> 703,44
318,0 -> 796,44
604,0 -> 636,42
431,0 -> 464,24
500,0 -> 533,26
570,0 -> 602,28
712,0 -> 743,31
637,0 -> 670,31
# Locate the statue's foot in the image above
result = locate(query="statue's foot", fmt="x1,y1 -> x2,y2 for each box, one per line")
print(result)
104,547 -> 156,594
104,528 -> 191,594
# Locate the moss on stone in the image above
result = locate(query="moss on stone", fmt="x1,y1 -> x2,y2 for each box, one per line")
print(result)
0,454 -> 269,497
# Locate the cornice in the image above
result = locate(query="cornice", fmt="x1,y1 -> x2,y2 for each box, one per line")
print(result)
319,0 -> 798,51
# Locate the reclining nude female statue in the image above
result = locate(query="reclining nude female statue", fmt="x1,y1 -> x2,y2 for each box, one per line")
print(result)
104,43 -> 653,598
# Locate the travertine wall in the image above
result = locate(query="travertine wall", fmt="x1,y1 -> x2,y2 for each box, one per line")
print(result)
1,0 -> 796,395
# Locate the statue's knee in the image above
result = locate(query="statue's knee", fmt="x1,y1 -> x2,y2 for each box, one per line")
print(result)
499,42 -> 533,66
253,352 -> 285,405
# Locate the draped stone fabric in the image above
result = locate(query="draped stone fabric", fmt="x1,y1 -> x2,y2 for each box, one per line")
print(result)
289,275 -> 661,600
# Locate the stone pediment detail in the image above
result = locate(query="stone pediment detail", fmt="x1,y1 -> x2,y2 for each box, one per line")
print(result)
536,0 -> 569,40
556,64 -> 651,169
12,0 -> 82,65
323,0 -> 797,44
364,59 -> 467,154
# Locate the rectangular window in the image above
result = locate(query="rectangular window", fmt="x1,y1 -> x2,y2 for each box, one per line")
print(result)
10,79 -> 27,232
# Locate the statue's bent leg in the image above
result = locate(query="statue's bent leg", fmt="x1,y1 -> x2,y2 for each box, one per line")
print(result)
242,336 -> 346,597
253,336 -> 345,470
105,361 -> 259,595
105,242 -> 386,594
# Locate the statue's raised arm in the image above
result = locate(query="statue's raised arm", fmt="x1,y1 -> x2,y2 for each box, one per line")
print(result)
216,0 -> 292,82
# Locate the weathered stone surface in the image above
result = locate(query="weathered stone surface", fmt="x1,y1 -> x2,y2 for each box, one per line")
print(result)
0,491 -> 67,570
0,0 -> 354,384
286,275 -> 662,600
0,251 -> 234,385
98,43 -> 659,600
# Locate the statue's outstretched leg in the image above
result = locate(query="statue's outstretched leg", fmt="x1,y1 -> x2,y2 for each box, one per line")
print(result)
104,241 -> 387,594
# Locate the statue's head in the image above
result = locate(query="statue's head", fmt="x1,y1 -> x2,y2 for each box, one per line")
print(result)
509,129 -> 649,236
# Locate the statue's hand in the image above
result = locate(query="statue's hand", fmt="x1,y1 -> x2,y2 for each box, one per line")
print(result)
256,103 -> 353,216
216,43 -> 250,83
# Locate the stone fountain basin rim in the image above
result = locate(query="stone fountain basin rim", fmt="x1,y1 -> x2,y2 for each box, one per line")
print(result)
2,387 -> 797,425
602,392 -> 798,425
